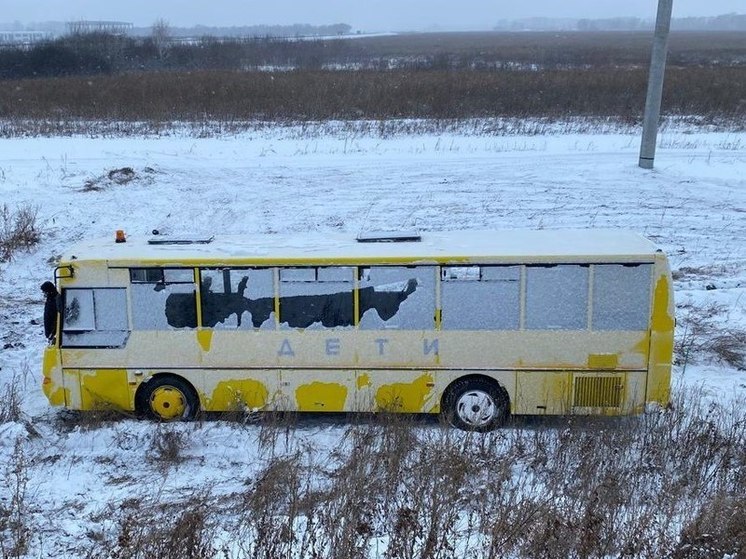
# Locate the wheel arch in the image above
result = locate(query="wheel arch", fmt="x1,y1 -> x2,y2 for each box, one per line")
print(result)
134,372 -> 201,417
441,373 -> 511,412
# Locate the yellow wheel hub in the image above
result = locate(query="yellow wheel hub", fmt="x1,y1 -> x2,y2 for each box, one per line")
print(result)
149,386 -> 187,420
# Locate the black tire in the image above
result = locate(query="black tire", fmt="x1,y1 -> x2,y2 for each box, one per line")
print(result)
442,377 -> 510,432
136,375 -> 199,421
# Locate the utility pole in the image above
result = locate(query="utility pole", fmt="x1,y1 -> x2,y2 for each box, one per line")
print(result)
639,0 -> 674,169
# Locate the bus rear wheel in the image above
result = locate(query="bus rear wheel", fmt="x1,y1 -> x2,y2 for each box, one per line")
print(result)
443,378 -> 509,432
137,376 -> 199,421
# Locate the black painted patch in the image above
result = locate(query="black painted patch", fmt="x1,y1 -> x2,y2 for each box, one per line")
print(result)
164,277 -> 418,329
164,290 -> 198,328
359,278 -> 418,321
279,292 -> 354,328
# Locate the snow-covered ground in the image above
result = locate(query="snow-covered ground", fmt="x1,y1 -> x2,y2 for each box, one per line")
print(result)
0,122 -> 744,556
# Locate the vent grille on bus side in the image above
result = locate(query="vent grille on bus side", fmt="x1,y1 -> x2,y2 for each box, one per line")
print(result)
573,376 -> 624,408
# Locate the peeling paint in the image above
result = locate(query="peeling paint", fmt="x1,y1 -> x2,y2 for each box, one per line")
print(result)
516,371 -> 571,414
546,374 -> 571,412
356,373 -> 371,389
632,333 -> 651,357
651,275 -> 675,332
47,387 -> 68,407
80,369 -> 131,410
375,373 -> 434,413
647,274 -> 674,405
197,329 -> 213,352
587,353 -> 618,369
42,347 -> 67,406
208,379 -> 269,411
42,346 -> 59,377
295,381 -> 347,411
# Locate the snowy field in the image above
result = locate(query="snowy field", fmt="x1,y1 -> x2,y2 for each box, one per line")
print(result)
0,122 -> 744,557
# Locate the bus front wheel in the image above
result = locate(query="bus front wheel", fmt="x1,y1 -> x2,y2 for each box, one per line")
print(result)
443,378 -> 509,432
137,376 -> 199,421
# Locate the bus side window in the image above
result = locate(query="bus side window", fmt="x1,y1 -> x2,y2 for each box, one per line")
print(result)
441,266 -> 520,330
358,266 -> 435,330
61,288 -> 129,347
592,264 -> 652,330
130,268 -> 164,283
279,267 -> 354,329
525,265 -> 589,330
130,268 -> 197,330
200,268 -> 275,330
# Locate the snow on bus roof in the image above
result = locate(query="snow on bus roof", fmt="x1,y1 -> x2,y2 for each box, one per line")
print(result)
61,229 -> 661,265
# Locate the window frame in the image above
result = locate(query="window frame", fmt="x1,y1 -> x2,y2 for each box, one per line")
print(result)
523,264 -> 591,331
440,265 -> 521,331
129,267 -> 194,284
591,263 -> 653,331
61,287 -> 130,348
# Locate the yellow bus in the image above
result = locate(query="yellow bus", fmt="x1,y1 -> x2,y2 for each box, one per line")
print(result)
42,229 -> 674,431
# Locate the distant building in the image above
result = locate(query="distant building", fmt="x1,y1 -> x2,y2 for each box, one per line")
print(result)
66,21 -> 133,35
0,30 -> 51,45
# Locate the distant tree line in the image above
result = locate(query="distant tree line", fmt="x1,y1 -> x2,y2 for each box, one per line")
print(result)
672,13 -> 746,31
1,29 -> 745,81
127,23 -> 353,38
0,21 -> 353,37
0,33 -> 364,79
494,13 -> 746,32
577,13 -> 746,32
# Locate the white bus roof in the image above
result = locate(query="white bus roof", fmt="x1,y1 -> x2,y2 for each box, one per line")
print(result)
62,229 -> 662,266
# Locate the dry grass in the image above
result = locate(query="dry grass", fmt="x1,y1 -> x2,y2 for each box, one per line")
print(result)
42,384 -> 745,557
0,115 -> 654,140
55,409 -> 135,434
0,439 -> 30,558
146,425 -> 188,469
211,390 -> 746,557
676,302 -> 746,370
706,331 -> 746,370
0,66 -> 744,127
84,495 -> 215,559
0,371 -> 24,425
81,166 -> 154,192
0,204 -> 40,262
674,493 -> 746,558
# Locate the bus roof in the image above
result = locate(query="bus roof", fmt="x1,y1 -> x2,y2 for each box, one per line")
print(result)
61,229 -> 662,266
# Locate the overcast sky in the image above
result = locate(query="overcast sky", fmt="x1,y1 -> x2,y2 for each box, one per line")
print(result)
3,0 -> 744,31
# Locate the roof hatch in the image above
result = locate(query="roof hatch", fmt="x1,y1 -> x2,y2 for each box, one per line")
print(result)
356,231 -> 421,243
147,235 -> 214,245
